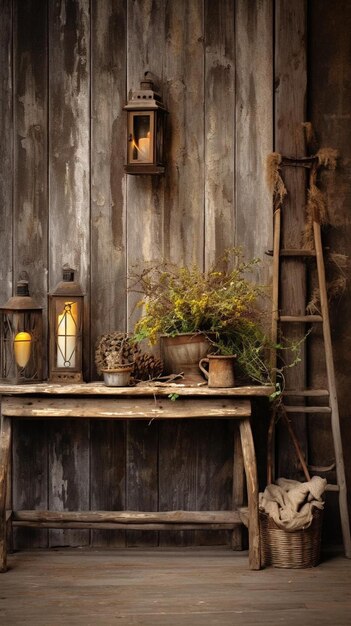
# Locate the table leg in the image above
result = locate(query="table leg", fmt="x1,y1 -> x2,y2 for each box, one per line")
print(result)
0,416 -> 11,572
239,418 -> 261,570
231,423 -> 244,549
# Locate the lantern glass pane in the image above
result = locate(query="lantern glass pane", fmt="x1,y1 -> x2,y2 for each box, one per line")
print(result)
0,310 -> 41,382
54,298 -> 81,370
128,113 -> 154,163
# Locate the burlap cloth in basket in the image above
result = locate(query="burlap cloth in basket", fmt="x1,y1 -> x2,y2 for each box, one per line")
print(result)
259,476 -> 327,531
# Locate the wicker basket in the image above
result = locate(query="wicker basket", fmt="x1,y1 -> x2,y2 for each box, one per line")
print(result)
260,507 -> 323,568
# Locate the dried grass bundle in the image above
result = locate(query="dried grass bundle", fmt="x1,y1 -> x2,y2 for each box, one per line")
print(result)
328,275 -> 347,299
306,287 -> 321,315
306,252 -> 349,314
266,152 -> 287,209
316,148 -> 338,170
303,163 -> 329,247
329,252 -> 349,271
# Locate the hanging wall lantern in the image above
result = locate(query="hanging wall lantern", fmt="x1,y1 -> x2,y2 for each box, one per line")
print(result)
124,73 -> 168,175
0,278 -> 43,384
48,266 -> 84,383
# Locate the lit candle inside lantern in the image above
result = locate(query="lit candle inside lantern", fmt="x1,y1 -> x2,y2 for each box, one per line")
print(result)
14,331 -> 32,368
135,131 -> 150,161
57,302 -> 77,368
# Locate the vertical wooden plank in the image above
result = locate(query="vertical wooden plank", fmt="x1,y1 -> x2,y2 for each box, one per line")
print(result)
90,421 -> 126,547
126,0 -> 165,328
14,0 -> 48,307
275,0 -> 308,478
158,0 -> 205,549
48,419 -> 89,547
308,0 -> 351,544
48,0 -> 90,546
195,420 -> 234,546
163,0 -> 205,266
90,0 -> 127,548
90,0 -> 127,362
12,0 -> 48,549
12,420 -> 48,549
158,420 -> 196,547
126,421 -> 158,547
204,0 -> 235,269
0,0 -> 13,304
196,0 -> 234,547
236,0 -> 273,283
49,0 -> 90,380
126,0 -> 165,547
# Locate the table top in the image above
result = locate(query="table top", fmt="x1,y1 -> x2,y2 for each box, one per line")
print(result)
0,382 -> 274,398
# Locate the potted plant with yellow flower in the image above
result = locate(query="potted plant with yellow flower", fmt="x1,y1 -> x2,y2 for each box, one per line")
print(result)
129,249 -> 275,386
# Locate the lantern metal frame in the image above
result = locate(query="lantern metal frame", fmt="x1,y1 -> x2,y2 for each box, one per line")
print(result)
0,280 -> 43,384
124,74 -> 168,175
48,267 -> 84,383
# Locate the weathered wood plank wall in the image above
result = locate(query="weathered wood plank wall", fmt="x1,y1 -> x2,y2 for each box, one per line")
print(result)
275,0 -> 308,478
1,0 -> 350,548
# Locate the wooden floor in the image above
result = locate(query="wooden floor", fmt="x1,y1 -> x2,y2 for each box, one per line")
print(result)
1,548 -> 351,625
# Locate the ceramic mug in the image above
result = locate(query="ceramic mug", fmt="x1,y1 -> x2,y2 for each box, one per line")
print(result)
199,354 -> 236,388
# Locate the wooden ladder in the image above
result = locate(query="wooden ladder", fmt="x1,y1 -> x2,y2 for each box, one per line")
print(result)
268,155 -> 351,559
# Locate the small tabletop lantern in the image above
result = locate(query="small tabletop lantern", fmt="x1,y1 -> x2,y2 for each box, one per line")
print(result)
0,278 -> 43,384
48,266 -> 84,383
124,73 -> 168,175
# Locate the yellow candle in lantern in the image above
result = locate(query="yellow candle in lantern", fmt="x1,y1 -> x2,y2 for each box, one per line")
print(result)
138,138 -> 149,160
57,302 -> 78,368
14,331 -> 32,368
137,132 -> 150,161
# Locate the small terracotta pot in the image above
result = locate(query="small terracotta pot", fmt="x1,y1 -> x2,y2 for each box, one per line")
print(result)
101,364 -> 134,387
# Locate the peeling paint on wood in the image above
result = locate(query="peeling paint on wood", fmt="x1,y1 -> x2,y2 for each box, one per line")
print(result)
204,0 -> 235,270
49,0 -> 90,379
48,419 -> 89,547
90,0 -> 127,361
164,0 -> 204,267
235,0 -> 273,284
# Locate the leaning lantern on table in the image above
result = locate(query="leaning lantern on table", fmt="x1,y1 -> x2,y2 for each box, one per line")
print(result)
0,278 -> 43,383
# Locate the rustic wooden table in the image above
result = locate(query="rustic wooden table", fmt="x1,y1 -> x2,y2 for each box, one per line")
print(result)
0,382 -> 273,572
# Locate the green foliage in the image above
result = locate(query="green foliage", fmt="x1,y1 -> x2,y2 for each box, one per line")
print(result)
168,393 -> 180,402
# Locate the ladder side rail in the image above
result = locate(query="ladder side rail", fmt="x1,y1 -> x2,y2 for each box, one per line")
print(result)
313,220 -> 351,558
267,208 -> 282,485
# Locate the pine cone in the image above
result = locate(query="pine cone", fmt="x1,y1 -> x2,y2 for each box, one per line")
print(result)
95,332 -> 141,374
133,352 -> 163,382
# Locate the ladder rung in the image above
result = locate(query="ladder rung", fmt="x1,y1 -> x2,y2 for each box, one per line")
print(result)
283,389 -> 329,397
280,315 -> 323,323
284,405 -> 331,414
325,484 -> 340,492
279,249 -> 316,257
